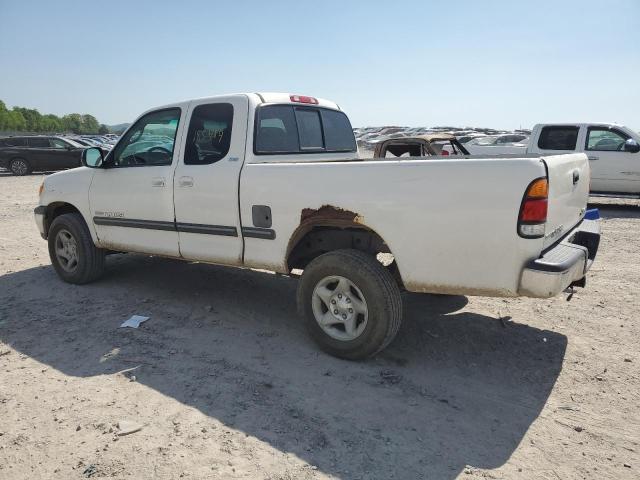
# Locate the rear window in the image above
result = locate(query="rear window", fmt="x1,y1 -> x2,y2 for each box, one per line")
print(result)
1,137 -> 26,147
538,126 -> 579,150
255,105 -> 356,154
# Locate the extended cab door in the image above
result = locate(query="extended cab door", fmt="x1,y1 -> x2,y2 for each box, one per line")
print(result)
584,126 -> 640,193
172,95 -> 248,264
88,106 -> 186,256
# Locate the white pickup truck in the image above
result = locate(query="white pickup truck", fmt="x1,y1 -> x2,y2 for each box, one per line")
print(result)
34,93 -> 601,359
466,123 -> 640,196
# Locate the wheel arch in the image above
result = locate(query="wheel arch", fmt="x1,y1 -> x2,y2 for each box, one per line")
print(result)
43,202 -> 84,238
285,206 -> 404,288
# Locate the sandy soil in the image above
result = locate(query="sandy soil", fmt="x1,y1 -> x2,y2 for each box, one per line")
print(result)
0,172 -> 638,480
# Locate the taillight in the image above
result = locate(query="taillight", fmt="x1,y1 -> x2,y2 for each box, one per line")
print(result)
290,94 -> 318,104
518,177 -> 548,238
441,150 -> 449,156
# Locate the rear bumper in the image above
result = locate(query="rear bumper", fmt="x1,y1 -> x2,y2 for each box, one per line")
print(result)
518,217 -> 600,298
34,205 -> 47,239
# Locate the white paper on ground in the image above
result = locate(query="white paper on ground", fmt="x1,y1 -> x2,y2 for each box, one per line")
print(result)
120,315 -> 150,328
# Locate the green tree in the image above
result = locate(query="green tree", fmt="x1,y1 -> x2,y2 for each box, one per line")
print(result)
41,114 -> 63,132
98,124 -> 110,135
62,113 -> 83,134
7,108 -> 27,131
15,107 -> 43,132
0,100 -> 8,130
0,100 -> 106,134
80,114 -> 100,134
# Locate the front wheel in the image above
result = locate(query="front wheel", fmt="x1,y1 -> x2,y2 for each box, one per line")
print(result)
297,249 -> 402,360
48,213 -> 105,284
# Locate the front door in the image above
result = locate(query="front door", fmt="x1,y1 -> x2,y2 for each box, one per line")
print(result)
88,107 -> 185,256
173,95 -> 248,264
586,127 -> 640,193
48,138 -> 81,169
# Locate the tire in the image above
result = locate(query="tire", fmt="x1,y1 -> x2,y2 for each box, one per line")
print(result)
297,249 -> 402,360
48,213 -> 105,284
9,158 -> 31,176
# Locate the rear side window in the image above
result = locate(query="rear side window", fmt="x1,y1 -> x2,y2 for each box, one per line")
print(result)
537,126 -> 579,150
255,105 -> 356,154
3,137 -> 27,147
184,103 -> 234,165
28,137 -> 50,148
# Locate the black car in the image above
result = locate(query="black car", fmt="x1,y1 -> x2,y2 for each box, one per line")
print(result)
0,136 -> 84,175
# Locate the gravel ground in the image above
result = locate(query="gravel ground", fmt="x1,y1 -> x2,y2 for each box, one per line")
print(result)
0,172 -> 638,480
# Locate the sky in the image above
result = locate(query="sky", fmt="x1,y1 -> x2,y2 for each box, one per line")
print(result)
0,0 -> 638,130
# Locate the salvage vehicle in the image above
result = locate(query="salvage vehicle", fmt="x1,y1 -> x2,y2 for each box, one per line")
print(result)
34,93 -> 600,359
373,133 -> 469,158
0,136 -> 84,175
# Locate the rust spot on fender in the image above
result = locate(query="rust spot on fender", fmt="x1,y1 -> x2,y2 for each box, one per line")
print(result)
300,205 -> 363,225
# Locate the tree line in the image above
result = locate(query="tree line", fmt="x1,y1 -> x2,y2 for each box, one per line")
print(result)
0,100 -> 109,134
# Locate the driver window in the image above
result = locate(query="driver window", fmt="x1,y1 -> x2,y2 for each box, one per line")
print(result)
112,108 -> 181,167
586,128 -> 629,152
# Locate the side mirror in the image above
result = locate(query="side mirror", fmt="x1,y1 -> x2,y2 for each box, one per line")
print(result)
624,139 -> 640,153
82,147 -> 104,168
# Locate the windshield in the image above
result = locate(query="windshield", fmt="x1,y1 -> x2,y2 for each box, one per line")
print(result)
60,138 -> 83,148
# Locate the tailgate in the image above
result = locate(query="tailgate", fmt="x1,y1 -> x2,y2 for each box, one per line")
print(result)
542,153 -> 590,249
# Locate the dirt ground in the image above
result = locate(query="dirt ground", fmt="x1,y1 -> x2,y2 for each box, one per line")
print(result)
0,172 -> 638,480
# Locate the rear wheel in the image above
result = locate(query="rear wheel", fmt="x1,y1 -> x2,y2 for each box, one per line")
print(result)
9,158 -> 30,176
297,249 -> 402,360
48,213 -> 105,284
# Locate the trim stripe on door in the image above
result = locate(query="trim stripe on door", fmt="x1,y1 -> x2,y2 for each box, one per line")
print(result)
93,217 -> 175,231
242,227 -> 276,240
93,217 -> 274,240
176,223 -> 237,236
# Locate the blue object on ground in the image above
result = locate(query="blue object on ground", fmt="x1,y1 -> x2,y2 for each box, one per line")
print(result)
585,208 -> 600,220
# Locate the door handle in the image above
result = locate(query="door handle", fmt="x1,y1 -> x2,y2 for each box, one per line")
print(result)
178,176 -> 194,187
572,170 -> 580,185
151,177 -> 166,187
587,156 -> 599,161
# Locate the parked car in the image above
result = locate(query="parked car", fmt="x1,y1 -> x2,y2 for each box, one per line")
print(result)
34,92 -> 599,359
70,137 -> 113,151
465,134 -> 530,155
0,136 -> 84,175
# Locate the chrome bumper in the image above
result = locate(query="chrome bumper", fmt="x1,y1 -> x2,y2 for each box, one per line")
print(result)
34,205 -> 46,239
518,218 -> 600,298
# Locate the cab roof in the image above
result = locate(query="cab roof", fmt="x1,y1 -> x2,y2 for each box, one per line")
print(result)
254,92 -> 340,110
